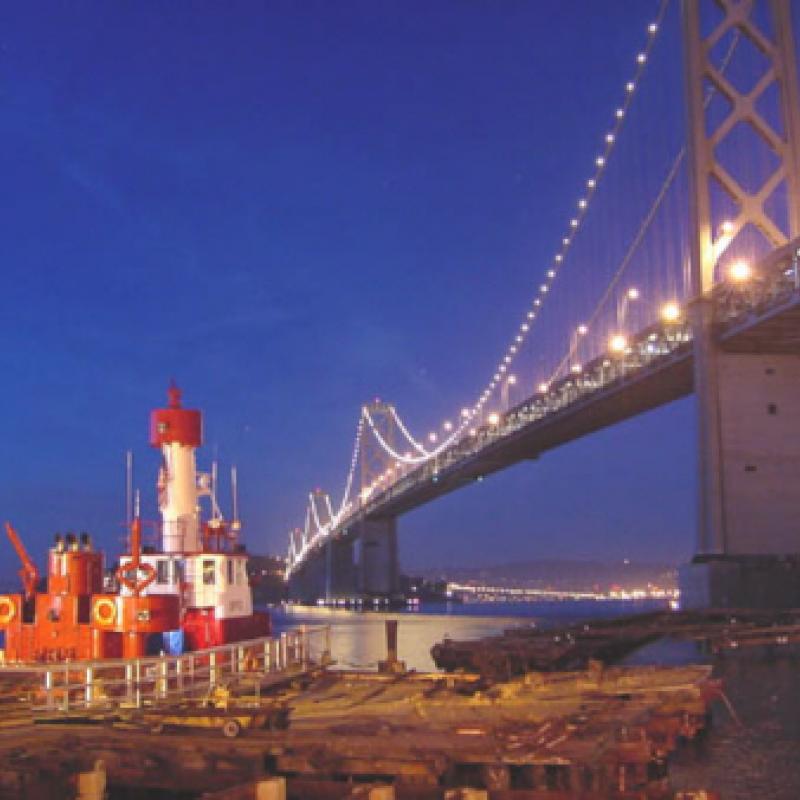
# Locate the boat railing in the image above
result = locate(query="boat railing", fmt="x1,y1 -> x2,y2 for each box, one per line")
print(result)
12,624 -> 332,713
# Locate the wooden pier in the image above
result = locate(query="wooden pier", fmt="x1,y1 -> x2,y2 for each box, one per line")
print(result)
0,660 -> 719,799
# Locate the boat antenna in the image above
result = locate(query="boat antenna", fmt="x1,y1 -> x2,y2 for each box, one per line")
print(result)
125,450 -> 134,528
231,465 -> 239,526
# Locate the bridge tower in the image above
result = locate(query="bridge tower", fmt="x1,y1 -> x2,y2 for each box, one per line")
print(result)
356,401 -> 400,598
682,0 -> 800,606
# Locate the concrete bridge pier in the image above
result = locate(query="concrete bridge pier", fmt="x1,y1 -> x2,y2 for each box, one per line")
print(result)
288,536 -> 358,603
287,546 -> 327,603
681,342 -> 800,608
325,536 -> 357,600
356,518 -> 399,598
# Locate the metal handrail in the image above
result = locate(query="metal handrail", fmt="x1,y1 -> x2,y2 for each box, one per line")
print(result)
14,624 -> 332,713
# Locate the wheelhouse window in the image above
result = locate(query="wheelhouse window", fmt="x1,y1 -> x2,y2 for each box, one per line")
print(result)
202,559 -> 216,586
156,559 -> 170,585
227,558 -> 234,585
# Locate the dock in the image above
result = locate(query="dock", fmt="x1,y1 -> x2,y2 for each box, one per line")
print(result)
0,617 -> 732,799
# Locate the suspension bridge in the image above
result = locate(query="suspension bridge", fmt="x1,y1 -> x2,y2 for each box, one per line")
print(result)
286,0 -> 800,609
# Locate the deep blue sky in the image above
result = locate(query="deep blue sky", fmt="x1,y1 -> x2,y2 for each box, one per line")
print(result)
0,2 -> 794,579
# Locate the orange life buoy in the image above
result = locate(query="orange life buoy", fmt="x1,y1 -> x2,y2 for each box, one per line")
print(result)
93,597 -> 117,627
0,596 -> 16,626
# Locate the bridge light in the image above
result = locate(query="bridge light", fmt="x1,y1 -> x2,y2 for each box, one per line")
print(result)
648,22 -> 658,34
571,363 -> 582,374
627,287 -> 640,300
595,156 -> 605,167
626,81 -> 635,93
577,324 -> 588,335
428,432 -> 437,443
616,108 -> 625,119
538,382 -> 549,393
637,52 -> 647,64
563,237 -> 570,246
587,178 -> 596,188
570,218 -> 579,228
488,412 -> 500,425
729,259 -> 752,282
461,408 -> 470,418
507,374 -> 517,385
443,420 -> 453,431
721,219 -> 734,235
578,198 -> 587,209
547,269 -> 556,278
660,301 -> 680,323
605,133 -> 615,144
609,334 -> 628,354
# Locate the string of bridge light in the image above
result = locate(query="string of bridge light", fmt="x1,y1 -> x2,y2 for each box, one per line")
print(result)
366,1 -> 670,461
544,25 -> 743,390
333,413 -> 365,519
289,414 -> 365,565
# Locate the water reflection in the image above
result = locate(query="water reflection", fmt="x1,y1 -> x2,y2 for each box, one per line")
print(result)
272,598 -> 665,671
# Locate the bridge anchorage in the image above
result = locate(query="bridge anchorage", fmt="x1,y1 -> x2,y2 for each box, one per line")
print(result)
287,0 -> 800,609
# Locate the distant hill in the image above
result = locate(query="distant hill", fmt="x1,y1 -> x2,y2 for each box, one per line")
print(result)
414,559 -> 677,592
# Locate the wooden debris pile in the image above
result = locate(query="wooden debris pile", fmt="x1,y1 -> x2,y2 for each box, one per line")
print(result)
430,608 -> 800,679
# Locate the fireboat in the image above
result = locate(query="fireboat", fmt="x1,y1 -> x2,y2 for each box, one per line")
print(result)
0,384 -> 269,662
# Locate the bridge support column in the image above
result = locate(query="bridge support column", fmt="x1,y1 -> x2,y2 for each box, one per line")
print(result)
288,536 -> 357,603
287,549 -> 327,603
325,536 -> 357,600
356,518 -> 399,598
682,346 -> 800,608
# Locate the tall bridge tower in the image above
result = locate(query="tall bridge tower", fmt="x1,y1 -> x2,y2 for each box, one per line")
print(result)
356,401 -> 399,598
682,0 -> 800,605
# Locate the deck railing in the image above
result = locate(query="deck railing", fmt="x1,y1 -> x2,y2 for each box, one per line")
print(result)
3,625 -> 331,713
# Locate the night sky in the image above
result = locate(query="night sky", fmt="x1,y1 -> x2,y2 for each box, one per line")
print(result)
0,2 -> 795,581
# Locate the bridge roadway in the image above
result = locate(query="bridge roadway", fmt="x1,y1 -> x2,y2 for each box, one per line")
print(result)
291,242 -> 800,592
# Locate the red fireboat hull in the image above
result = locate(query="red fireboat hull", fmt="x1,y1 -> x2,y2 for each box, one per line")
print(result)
181,609 -> 271,651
